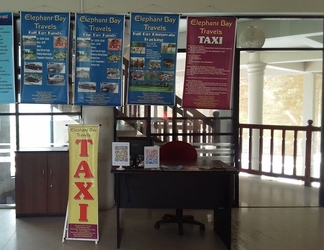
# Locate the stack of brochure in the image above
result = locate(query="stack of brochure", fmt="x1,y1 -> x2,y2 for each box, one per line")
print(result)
160,165 -> 184,171
198,165 -> 225,170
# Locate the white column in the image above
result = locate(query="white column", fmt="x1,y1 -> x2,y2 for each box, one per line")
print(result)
247,52 -> 266,170
83,106 -> 115,210
301,73 -> 316,176
303,73 -> 316,125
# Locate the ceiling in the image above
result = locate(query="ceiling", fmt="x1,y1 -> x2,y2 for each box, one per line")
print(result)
175,18 -> 323,78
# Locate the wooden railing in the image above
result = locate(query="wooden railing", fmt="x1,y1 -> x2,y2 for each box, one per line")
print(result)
239,120 -> 321,186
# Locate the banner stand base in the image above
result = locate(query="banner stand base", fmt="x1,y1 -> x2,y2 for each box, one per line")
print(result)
62,201 -> 99,244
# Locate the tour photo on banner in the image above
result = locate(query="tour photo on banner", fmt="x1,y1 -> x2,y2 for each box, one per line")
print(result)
0,12 -> 15,104
66,125 -> 99,242
74,13 -> 124,106
127,13 -> 179,106
20,12 -> 70,104
182,17 -> 237,109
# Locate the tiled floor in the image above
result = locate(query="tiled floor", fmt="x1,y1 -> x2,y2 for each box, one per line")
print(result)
1,174 -> 324,250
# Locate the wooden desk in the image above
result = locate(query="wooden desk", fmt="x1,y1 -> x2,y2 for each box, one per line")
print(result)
111,159 -> 237,249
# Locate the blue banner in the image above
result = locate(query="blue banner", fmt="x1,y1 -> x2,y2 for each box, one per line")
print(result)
20,12 -> 70,104
0,13 -> 15,103
127,13 -> 179,106
74,13 -> 124,106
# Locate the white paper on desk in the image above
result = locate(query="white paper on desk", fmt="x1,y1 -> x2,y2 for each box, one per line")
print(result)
144,146 -> 160,168
112,142 -> 130,167
186,166 -> 200,171
160,165 -> 184,171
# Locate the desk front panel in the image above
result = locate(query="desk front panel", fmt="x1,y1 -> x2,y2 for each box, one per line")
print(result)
116,171 -> 235,209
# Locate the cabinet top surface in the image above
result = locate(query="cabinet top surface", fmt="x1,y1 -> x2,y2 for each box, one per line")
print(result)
16,147 -> 68,152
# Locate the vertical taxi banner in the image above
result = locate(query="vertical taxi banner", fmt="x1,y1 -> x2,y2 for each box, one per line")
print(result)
66,124 -> 99,242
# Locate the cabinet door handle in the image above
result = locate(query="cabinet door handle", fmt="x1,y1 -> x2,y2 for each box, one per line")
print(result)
49,169 -> 53,188
43,169 -> 45,176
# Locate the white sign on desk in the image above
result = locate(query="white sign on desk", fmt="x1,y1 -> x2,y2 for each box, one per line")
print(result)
112,142 -> 130,169
144,146 -> 160,168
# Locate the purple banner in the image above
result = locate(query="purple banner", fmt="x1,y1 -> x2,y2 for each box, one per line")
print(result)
182,17 -> 237,109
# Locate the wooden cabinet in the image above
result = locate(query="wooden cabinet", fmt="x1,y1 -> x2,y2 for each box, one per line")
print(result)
15,150 -> 69,217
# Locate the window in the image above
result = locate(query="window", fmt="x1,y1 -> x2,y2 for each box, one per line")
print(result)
0,103 -> 81,206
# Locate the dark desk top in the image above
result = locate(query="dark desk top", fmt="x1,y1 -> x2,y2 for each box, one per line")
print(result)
111,159 -> 237,173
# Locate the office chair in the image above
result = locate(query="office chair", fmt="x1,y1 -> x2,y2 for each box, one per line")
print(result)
154,141 -> 205,235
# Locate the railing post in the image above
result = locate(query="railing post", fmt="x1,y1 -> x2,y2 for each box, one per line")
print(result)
304,120 -> 313,186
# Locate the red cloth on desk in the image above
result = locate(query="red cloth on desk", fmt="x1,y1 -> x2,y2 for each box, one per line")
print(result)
160,141 -> 197,164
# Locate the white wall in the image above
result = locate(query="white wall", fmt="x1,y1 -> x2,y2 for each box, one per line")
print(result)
2,0 -> 324,14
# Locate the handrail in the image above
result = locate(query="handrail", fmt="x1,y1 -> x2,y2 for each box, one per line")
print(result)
239,120 -> 321,186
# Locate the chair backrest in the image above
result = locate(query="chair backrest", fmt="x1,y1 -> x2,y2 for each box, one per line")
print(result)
160,141 -> 197,162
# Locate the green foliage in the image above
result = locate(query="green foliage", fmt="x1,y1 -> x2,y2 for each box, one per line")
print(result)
263,75 -> 304,125
239,74 -> 318,126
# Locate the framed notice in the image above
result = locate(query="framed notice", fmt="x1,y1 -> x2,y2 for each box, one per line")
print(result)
112,142 -> 130,168
144,146 -> 160,168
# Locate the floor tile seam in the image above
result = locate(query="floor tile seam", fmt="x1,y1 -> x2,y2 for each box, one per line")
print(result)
0,231 -> 16,250
235,205 -> 320,208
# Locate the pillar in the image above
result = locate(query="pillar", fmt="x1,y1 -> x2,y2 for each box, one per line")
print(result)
302,73 -> 316,177
83,106 -> 115,210
247,52 -> 266,170
303,73 -> 316,125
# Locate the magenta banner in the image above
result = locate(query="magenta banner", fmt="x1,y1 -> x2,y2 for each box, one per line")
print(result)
182,17 -> 237,109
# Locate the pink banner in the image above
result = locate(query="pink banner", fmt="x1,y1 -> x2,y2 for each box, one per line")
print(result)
182,17 -> 237,109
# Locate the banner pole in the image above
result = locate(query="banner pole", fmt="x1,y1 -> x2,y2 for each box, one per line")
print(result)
62,202 -> 69,242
